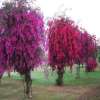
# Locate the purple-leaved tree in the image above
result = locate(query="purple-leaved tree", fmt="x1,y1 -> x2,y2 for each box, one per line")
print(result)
0,0 -> 45,98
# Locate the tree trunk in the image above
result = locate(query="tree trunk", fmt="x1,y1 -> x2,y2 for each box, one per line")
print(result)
76,64 -> 80,79
8,71 -> 11,78
24,71 -> 32,98
0,74 -> 2,84
56,67 -> 64,86
70,66 -> 73,73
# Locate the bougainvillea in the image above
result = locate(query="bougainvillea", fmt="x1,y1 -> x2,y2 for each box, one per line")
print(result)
47,16 -> 97,83
48,17 -> 80,67
0,1 -> 44,74
81,31 -> 97,71
0,0 -> 44,98
47,17 -> 81,85
86,57 -> 97,72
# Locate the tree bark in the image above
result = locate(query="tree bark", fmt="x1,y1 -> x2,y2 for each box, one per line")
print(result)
56,67 -> 64,86
0,74 -> 2,84
70,66 -> 73,73
24,71 -> 32,98
76,64 -> 80,79
8,71 -> 11,78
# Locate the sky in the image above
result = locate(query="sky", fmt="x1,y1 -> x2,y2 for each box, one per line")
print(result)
0,0 -> 100,38
37,0 -> 100,39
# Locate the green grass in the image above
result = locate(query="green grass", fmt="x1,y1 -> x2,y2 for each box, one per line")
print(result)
3,68 -> 100,86
31,69 -> 100,86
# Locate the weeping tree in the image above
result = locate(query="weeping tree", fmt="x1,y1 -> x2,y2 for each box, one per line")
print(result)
47,17 -> 80,85
0,0 -> 44,98
81,31 -> 97,72
73,29 -> 97,78
71,26 -> 83,78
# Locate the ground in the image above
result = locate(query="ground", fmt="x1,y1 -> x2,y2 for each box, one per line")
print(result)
0,67 -> 100,100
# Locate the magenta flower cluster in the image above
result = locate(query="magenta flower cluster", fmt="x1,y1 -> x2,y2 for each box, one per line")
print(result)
0,2 -> 44,75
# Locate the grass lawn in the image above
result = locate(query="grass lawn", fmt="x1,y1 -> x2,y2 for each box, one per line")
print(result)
0,68 -> 100,100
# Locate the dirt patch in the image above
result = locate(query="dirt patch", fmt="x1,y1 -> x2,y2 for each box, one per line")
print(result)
0,79 -> 100,100
47,86 -> 89,93
78,86 -> 100,100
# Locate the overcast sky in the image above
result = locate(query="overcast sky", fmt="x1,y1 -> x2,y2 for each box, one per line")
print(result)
37,0 -> 100,39
0,0 -> 100,38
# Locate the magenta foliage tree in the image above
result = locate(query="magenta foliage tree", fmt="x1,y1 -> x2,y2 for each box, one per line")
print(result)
47,16 -> 97,84
74,29 -> 97,78
0,0 -> 44,97
47,17 -> 80,85
81,31 -> 97,72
